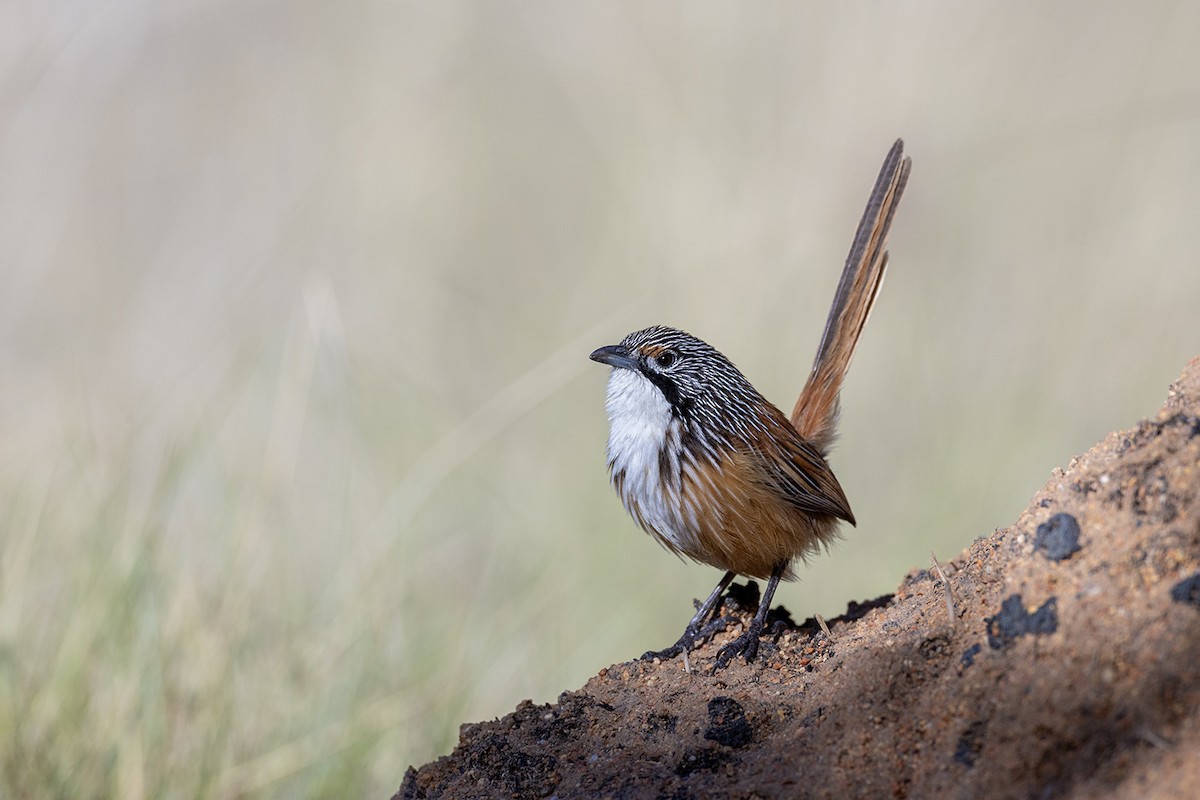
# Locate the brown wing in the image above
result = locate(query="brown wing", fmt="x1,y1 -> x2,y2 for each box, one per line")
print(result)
743,410 -> 856,525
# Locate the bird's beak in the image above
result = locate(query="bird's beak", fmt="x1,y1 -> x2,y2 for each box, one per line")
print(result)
589,344 -> 638,371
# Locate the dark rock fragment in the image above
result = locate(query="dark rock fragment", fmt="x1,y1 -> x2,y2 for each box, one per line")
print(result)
986,595 -> 1059,650
704,696 -> 753,748
1035,513 -> 1082,561
954,719 -> 988,767
1170,572 -> 1200,608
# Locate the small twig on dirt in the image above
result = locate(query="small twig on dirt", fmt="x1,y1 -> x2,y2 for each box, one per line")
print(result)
682,648 -> 691,675
930,551 -> 956,626
1136,728 -> 1175,750
815,613 -> 833,639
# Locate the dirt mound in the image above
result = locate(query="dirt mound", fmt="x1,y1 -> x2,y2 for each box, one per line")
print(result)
398,358 -> 1200,800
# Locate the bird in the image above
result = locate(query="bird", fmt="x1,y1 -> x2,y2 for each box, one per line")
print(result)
589,139 -> 911,670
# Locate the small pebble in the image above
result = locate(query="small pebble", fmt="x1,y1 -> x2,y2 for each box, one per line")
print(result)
960,643 -> 982,667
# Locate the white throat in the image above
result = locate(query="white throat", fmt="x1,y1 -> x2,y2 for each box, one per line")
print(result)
603,367 -> 699,552
604,367 -> 672,465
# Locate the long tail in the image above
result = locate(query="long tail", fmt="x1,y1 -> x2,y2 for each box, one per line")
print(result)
790,139 -> 911,453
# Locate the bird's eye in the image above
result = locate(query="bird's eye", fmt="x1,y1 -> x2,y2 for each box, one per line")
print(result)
654,350 -> 678,369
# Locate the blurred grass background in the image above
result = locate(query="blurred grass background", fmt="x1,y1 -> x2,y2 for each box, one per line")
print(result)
2,1 -> 1199,796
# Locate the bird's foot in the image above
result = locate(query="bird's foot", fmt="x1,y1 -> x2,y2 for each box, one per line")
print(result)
711,616 -> 765,672
640,616 -> 730,662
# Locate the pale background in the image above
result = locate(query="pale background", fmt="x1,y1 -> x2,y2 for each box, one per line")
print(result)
2,2 -> 1199,797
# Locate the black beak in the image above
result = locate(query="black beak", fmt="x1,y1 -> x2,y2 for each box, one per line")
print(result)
589,344 -> 638,371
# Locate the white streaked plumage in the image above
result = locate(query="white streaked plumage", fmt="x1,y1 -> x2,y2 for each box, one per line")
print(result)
603,366 -> 710,554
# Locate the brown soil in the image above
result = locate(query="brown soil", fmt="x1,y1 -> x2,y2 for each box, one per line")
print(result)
397,358 -> 1200,800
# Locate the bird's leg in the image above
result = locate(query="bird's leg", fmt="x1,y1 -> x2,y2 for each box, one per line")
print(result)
712,561 -> 786,672
641,571 -> 736,661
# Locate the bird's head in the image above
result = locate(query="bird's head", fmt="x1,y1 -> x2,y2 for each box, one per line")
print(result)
589,325 -> 759,425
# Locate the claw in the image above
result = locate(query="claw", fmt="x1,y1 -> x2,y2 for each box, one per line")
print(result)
640,616 -> 731,662
640,643 -> 684,661
712,617 -> 766,672
640,631 -> 692,662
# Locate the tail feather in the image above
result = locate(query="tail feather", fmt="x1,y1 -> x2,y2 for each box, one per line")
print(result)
791,139 -> 911,452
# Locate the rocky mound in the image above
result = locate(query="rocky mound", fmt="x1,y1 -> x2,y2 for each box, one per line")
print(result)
398,358 -> 1200,800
